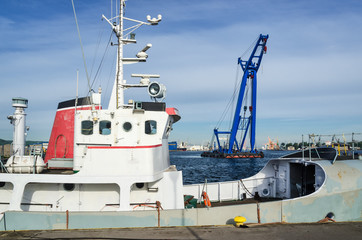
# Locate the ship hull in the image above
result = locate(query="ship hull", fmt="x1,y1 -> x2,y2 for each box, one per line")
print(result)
1,157 -> 361,231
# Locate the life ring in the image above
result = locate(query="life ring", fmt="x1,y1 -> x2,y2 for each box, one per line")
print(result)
201,191 -> 211,207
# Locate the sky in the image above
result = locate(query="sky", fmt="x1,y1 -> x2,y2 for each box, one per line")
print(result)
0,0 -> 362,148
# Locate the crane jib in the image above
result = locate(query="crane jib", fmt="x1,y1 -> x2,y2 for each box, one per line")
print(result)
206,34 -> 269,159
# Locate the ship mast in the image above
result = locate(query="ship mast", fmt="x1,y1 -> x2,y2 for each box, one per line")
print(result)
116,0 -> 124,108
103,0 -> 162,110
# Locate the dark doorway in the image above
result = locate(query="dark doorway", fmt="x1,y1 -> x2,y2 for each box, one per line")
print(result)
290,163 -> 315,198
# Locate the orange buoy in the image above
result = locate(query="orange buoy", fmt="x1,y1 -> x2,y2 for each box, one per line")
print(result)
201,191 -> 211,207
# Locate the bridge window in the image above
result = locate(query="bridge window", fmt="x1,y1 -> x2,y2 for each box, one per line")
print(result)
145,120 -> 157,135
99,120 -> 111,135
81,120 -> 93,135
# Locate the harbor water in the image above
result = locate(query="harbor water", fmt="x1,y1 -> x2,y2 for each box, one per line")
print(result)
170,150 -> 294,184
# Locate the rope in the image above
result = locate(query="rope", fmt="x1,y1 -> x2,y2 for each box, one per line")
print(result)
215,36 -> 259,129
89,23 -> 105,83
215,64 -> 240,129
240,179 -> 254,197
71,0 -> 92,94
239,36 -> 259,60
228,64 -> 241,130
90,30 -> 113,89
102,49 -> 116,105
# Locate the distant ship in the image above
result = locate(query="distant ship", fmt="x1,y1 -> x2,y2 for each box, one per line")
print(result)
168,141 -> 187,151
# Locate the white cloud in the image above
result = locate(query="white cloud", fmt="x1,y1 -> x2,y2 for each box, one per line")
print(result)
1,0 -> 362,144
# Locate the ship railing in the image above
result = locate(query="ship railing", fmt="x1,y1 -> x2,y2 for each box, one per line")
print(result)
183,176 -> 275,203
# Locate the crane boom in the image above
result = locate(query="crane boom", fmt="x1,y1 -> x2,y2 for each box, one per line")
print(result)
206,34 -> 268,158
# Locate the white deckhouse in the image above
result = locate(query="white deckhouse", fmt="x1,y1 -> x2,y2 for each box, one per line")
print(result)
0,0 -> 183,213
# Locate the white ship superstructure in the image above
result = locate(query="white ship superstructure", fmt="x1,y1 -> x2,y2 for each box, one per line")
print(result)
0,0 -> 183,213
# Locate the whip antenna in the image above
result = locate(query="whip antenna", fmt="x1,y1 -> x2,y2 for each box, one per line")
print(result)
71,0 -> 92,95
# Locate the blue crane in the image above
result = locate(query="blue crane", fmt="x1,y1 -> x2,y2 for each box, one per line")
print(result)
212,34 -> 268,157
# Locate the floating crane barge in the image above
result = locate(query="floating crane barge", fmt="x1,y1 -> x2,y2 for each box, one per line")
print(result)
201,150 -> 264,158
202,34 -> 268,159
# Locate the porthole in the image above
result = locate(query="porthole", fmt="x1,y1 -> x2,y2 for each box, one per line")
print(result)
123,122 -> 132,132
0,182 -> 5,188
63,183 -> 75,191
135,183 -> 145,189
262,188 -> 269,196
